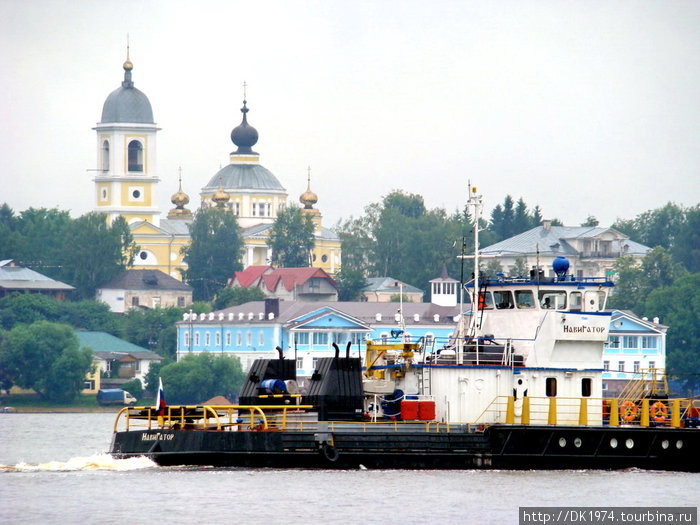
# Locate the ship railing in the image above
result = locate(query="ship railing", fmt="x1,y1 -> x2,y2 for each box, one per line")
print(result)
617,368 -> 669,402
473,395 -> 699,429
113,404 -> 314,433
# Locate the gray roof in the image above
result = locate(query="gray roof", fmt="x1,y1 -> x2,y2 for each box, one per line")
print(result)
99,269 -> 192,292
0,260 -> 74,291
100,82 -> 154,124
363,277 -> 424,295
203,164 -> 285,192
481,226 -> 650,256
178,300 -> 460,327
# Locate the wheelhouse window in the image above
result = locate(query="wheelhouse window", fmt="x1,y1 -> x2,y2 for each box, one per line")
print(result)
539,291 -> 566,309
477,291 -> 494,309
569,291 -> 582,311
127,140 -> 144,172
514,290 -> 535,308
493,290 -> 514,309
546,377 -> 557,397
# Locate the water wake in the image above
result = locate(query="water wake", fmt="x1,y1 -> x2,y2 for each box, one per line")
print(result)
0,453 -> 156,472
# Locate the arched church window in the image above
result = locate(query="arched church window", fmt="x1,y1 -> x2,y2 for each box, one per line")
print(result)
128,140 -> 144,172
102,140 -> 110,171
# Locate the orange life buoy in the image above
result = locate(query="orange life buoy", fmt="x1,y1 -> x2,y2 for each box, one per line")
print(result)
478,293 -> 487,310
650,401 -> 668,423
619,400 -> 638,422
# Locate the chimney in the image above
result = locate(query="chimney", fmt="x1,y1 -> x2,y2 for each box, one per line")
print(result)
542,219 -> 552,231
264,298 -> 280,319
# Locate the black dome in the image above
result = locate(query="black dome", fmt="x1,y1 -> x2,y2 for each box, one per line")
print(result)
230,100 -> 258,153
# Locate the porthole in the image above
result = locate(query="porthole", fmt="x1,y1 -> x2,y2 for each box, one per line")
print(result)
609,438 -> 618,449
132,190 -> 141,199
321,254 -> 328,263
625,439 -> 634,449
139,251 -> 148,261
558,437 -> 566,448
676,440 -> 684,450
574,437 -> 582,448
661,440 -> 669,449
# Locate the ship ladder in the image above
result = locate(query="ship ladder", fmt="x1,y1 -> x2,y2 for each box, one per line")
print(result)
420,364 -> 432,396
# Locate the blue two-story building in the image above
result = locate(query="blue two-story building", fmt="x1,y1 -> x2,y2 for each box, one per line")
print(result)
602,310 -> 667,397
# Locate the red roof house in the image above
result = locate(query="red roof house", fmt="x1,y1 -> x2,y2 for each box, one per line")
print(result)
229,266 -> 338,302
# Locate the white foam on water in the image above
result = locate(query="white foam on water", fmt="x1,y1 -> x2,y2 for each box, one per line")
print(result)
0,453 -> 157,472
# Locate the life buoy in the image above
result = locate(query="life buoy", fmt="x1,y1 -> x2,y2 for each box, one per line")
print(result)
619,401 -> 638,422
478,293 -> 487,310
650,402 -> 668,423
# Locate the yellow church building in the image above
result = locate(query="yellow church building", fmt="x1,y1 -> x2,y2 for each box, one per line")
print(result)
93,52 -> 340,279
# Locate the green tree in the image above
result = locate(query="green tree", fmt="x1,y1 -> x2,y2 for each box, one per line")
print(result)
14,208 -> 72,280
122,378 -> 144,400
672,205 -> 700,272
159,352 -> 245,404
0,293 -> 121,334
642,273 -> 700,394
335,268 -> 368,301
122,307 -> 183,360
581,215 -> 599,227
212,287 -> 265,310
182,207 -> 243,301
59,213 -> 137,299
0,204 -> 20,261
0,321 -> 92,401
268,206 -> 315,268
608,248 -> 687,312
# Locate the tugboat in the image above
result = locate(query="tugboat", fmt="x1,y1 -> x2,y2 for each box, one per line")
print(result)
109,187 -> 700,471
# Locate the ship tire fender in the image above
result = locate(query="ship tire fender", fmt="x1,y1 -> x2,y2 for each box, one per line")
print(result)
620,401 -> 638,422
322,443 -> 339,462
650,402 -> 668,423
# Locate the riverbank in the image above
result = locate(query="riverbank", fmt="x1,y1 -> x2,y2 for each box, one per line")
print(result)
1,406 -> 120,413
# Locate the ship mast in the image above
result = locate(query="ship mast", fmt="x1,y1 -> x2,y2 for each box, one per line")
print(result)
467,184 -> 483,346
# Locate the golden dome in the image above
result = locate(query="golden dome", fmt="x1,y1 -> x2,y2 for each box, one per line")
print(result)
167,170 -> 193,219
299,167 -> 318,209
212,180 -> 230,207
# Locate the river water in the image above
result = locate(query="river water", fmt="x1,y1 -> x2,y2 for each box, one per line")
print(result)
0,413 -> 698,524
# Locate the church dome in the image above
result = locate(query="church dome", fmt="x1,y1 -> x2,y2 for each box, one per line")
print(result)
100,58 -> 154,124
230,100 -> 258,154
203,164 -> 285,192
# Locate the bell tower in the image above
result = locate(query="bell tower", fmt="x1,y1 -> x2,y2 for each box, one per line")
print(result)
93,47 -> 161,225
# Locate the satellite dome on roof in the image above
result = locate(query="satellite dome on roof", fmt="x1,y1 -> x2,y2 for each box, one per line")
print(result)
230,100 -> 258,154
100,54 -> 154,124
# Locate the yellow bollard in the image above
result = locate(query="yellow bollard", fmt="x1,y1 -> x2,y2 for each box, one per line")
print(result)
671,399 -> 681,428
640,398 -> 650,427
522,396 -> 530,425
506,396 -> 515,424
548,397 -> 557,425
578,397 -> 588,426
609,399 -> 619,426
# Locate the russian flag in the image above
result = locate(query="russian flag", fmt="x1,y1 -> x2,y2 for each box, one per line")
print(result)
155,377 -> 167,416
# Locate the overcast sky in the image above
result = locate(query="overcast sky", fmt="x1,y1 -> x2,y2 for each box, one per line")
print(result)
1,0 -> 699,229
